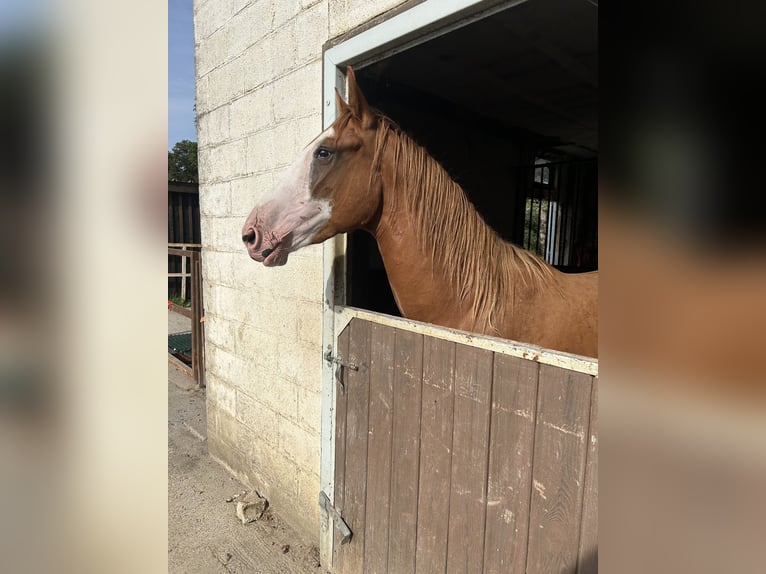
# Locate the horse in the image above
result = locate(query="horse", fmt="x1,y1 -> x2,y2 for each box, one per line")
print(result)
242,67 -> 598,358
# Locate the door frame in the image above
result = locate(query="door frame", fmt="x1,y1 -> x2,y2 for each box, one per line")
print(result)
318,0 -> 535,566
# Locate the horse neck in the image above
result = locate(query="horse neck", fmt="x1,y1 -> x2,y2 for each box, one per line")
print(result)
369,126 -> 538,333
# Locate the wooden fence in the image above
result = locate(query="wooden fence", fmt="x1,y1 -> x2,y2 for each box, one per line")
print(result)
168,181 -> 200,298
168,245 -> 205,388
168,243 -> 201,301
331,317 -> 597,574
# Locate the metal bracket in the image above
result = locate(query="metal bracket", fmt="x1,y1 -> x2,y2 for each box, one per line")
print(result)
319,491 -> 352,544
324,349 -> 358,394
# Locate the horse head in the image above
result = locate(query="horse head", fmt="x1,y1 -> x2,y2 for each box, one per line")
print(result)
242,67 -> 381,266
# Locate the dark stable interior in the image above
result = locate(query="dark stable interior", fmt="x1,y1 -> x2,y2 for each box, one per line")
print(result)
347,0 -> 598,316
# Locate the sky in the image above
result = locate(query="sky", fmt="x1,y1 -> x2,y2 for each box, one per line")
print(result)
168,0 -> 196,149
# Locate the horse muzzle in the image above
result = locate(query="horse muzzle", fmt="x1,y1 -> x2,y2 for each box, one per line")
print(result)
242,224 -> 291,267
242,225 -> 265,261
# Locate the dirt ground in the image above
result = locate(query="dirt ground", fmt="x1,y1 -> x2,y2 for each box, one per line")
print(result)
169,310 -> 322,573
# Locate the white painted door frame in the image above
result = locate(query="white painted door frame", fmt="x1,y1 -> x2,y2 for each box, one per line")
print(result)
318,0 -> 531,566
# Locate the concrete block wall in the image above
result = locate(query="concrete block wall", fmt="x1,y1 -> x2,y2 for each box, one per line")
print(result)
193,0 -> 408,542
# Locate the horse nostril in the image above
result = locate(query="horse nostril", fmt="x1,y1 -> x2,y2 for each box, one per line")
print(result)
242,227 -> 256,245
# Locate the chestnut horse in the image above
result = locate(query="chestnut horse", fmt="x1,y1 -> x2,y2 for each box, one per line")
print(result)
242,68 -> 598,357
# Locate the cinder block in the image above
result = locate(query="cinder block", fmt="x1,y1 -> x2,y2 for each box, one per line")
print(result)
269,22 -> 297,79
206,343 -> 251,388
212,286 -> 255,326
237,431 -> 319,542
204,325 -> 235,359
269,121 -> 302,167
300,0 -> 325,10
294,113 -> 323,148
236,390 -> 279,445
277,337 -> 323,389
230,173 -> 274,217
294,2 -> 328,65
240,358 -> 300,419
236,423 -> 280,492
197,107 -> 230,147
277,414 -> 320,471
207,375 -> 237,417
198,139 -> 248,184
297,386 -> 322,435
212,406 -> 240,449
196,27 -> 232,78
295,467 -> 322,531
205,285 -> 249,324
193,0 -> 235,43
240,41 -> 275,93
208,432 -> 254,489
196,145 -> 213,184
245,130 -> 277,174
258,254 -> 323,302
226,0 -> 273,58
329,0 -> 402,37
204,58 -> 246,112
273,0 -> 302,30
202,216 -> 247,253
201,252 -> 239,288
199,181 -> 231,217
229,86 -> 273,140
292,299 -> 323,347
194,75 -> 211,116
272,61 -> 322,123
230,0 -> 255,16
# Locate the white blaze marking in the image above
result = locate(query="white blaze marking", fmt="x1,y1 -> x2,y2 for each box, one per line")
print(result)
259,126 -> 335,250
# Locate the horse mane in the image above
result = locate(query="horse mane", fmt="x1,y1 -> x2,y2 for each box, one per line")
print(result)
368,114 -> 556,334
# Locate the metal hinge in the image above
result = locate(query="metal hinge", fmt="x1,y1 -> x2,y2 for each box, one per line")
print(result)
319,491 -> 352,544
324,348 -> 358,394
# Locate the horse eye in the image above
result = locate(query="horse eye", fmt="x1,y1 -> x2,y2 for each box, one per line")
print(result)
314,147 -> 333,160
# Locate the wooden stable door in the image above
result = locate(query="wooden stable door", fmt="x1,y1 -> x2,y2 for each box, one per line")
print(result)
331,318 -> 597,574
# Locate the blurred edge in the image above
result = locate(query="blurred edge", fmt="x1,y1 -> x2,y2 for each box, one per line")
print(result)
601,1 -> 766,573
0,0 -> 167,572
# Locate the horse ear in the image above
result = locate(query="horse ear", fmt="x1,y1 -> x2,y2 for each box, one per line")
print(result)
346,66 -> 376,129
335,87 -> 351,116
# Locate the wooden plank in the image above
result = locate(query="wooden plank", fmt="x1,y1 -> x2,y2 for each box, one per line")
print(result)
185,195 -> 194,245
168,198 -> 175,243
576,377 -> 598,574
415,337 -> 455,574
191,254 -> 199,385
333,323 -> 351,570
177,194 -> 185,246
342,319 -> 372,573
387,329 -> 424,574
483,355 -> 539,574
168,353 -> 193,378
193,201 -> 201,243
446,345 -> 494,574
526,365 -> 593,574
194,256 -> 205,387
181,247 -> 188,300
363,323 -> 396,573
169,304 -> 192,319
334,307 -> 598,376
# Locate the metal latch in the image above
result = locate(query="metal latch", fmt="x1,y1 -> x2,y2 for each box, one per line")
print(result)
319,491 -> 352,544
324,348 -> 358,393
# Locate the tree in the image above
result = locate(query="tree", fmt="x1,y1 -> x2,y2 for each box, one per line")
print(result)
168,140 -> 198,183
